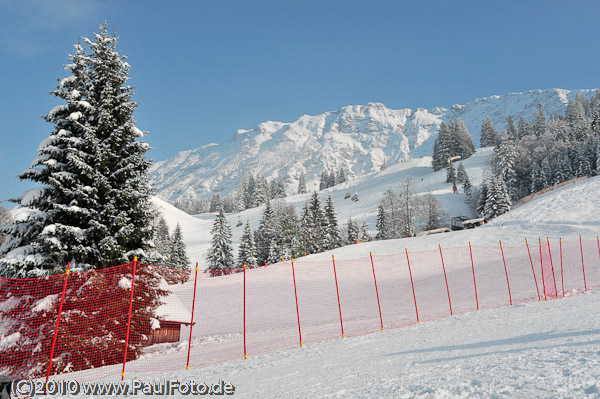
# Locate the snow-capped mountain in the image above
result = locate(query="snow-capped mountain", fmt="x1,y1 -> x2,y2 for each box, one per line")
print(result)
149,88 -> 597,202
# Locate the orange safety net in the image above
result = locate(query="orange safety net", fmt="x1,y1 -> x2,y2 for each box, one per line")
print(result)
1,237 -> 598,383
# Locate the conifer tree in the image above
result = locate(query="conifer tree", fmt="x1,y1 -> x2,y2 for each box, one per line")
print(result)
153,217 -> 171,266
324,195 -> 342,249
360,221 -> 370,242
432,121 -> 451,171
506,115 -> 518,142
299,201 -> 313,255
494,131 -> 517,180
446,163 -> 456,183
380,188 -> 401,238
375,204 -> 388,241
463,174 -> 473,202
476,179 -> 488,217
517,116 -> 533,140
297,172 -> 307,194
255,200 -> 277,264
347,218 -> 359,243
169,223 -> 190,270
336,167 -> 346,184
207,207 -> 234,275
254,175 -> 270,206
480,117 -> 499,147
319,170 -> 328,190
1,23 -> 156,276
456,162 -> 467,183
308,193 -> 328,252
238,220 -> 258,267
533,104 -> 548,138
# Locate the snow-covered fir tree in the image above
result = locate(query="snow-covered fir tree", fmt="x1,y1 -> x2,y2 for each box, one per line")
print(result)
446,162 -> 456,183
360,221 -> 370,242
297,172 -> 307,194
209,194 -> 223,212
463,174 -> 474,202
273,203 -> 299,261
346,218 -> 359,244
308,193 -> 328,252
456,162 -> 467,183
255,200 -> 277,264
506,115 -> 518,141
336,167 -> 346,184
0,23 -> 167,376
432,118 -> 475,172
169,223 -> 190,270
252,175 -> 269,207
0,23 -> 156,276
323,195 -> 342,249
375,204 -> 388,240
238,220 -> 258,267
533,104 -> 548,138
299,201 -> 313,255
207,207 -> 234,275
481,175 -> 511,219
153,217 -> 171,266
480,117 -> 499,147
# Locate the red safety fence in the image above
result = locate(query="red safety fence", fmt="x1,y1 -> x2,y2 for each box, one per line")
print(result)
1,236 -> 599,383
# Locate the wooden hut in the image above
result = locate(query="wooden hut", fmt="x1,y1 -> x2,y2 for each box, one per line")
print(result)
145,293 -> 193,346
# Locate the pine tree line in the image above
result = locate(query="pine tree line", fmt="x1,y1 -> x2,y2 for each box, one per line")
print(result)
432,118 -> 476,172
477,94 -> 600,218
319,167 -> 346,190
153,217 -> 190,270
233,173 -> 286,213
206,193 -> 347,275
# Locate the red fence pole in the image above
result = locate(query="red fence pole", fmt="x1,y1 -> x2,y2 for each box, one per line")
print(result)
580,235 -> 588,291
539,238 -> 547,301
468,242 -> 479,311
243,261 -> 247,358
525,238 -> 541,301
438,245 -> 453,316
597,236 -> 600,272
499,240 -> 513,306
45,262 -> 70,387
291,258 -> 303,346
560,238 -> 565,297
369,252 -> 384,331
405,249 -> 420,323
122,257 -> 138,381
186,263 -> 199,370
546,238 -> 558,299
331,255 -> 345,338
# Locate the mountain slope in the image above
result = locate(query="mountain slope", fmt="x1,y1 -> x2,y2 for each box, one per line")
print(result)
150,88 -> 597,203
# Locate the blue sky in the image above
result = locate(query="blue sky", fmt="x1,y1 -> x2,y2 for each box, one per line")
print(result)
0,0 -> 598,204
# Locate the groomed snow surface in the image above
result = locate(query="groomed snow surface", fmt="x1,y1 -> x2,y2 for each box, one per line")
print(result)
148,292 -> 600,399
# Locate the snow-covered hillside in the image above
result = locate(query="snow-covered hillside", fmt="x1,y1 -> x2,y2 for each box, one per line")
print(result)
76,174 -> 600,398
150,88 -> 597,203
157,147 -> 599,267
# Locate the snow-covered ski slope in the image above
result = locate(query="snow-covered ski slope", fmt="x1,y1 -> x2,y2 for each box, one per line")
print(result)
58,173 -> 600,398
99,291 -> 600,399
155,148 -> 600,266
